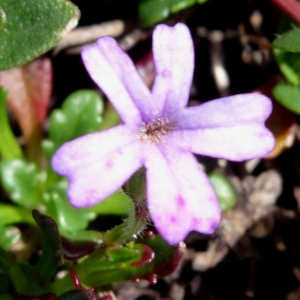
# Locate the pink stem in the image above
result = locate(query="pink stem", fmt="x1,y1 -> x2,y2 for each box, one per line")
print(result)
271,0 -> 300,24
70,268 -> 83,289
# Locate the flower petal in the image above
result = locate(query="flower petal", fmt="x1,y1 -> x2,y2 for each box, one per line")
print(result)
51,125 -> 144,207
82,38 -> 143,125
179,93 -> 272,130
144,145 -> 221,244
170,123 -> 275,161
67,142 -> 143,207
152,23 -> 194,115
52,125 -> 135,174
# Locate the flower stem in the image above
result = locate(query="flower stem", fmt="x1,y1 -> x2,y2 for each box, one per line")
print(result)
103,168 -> 150,245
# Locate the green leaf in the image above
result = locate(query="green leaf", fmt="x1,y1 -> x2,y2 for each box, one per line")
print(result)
43,180 -> 96,232
208,172 -> 236,212
0,247 -> 47,295
273,28 -> 300,52
138,0 -> 209,28
0,88 -> 23,160
43,90 -> 104,160
92,189 -> 132,215
1,159 -> 46,209
273,48 -> 300,85
0,226 -> 20,250
0,7 -> 7,35
0,204 -> 34,227
32,210 -> 63,281
0,0 -> 79,70
273,83 -> 300,114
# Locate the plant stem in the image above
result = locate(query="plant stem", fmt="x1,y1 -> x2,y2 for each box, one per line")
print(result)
271,0 -> 300,24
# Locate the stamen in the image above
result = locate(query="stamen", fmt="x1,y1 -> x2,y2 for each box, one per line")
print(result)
137,117 -> 177,144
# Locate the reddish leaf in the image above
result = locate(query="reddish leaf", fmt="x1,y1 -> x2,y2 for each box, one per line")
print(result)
0,56 -> 52,163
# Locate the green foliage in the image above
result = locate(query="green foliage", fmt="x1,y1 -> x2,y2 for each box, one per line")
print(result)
138,0 -> 209,28
0,226 -> 20,250
0,0 -> 79,70
273,27 -> 300,52
0,7 -> 6,35
1,159 -> 46,209
0,247 -> 48,295
0,204 -> 34,227
0,88 -> 23,160
273,49 -> 300,85
42,180 -> 96,233
272,83 -> 300,114
208,172 -> 236,212
43,90 -> 104,160
33,210 -> 63,281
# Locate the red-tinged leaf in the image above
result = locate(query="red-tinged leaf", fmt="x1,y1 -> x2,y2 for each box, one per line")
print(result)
12,292 -> 56,300
135,51 -> 155,89
0,56 -> 52,164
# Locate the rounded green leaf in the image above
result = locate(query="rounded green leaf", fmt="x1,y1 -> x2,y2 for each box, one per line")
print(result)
209,172 -> 237,212
273,28 -> 300,52
43,90 -> 104,160
273,83 -> 300,114
0,0 -> 79,70
0,226 -> 21,250
43,180 -> 96,232
1,159 -> 46,208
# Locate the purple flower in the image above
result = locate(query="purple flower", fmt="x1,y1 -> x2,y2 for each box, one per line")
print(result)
51,23 -> 275,244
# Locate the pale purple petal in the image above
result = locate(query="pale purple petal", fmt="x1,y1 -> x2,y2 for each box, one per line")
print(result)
144,145 -> 221,244
52,125 -> 136,175
152,23 -> 194,115
179,93 -> 272,129
67,142 -> 144,207
82,39 -> 142,125
169,123 -> 275,161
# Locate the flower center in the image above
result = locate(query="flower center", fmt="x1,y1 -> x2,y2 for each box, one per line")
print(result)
137,117 -> 176,144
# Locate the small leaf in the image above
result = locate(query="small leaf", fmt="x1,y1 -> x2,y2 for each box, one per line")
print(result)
0,57 -> 53,164
273,49 -> 300,85
0,204 -> 34,227
42,180 -> 96,232
43,90 -> 104,160
0,226 -> 21,250
273,28 -> 300,52
208,172 -> 236,212
1,159 -> 45,209
138,0 -> 199,28
32,210 -> 63,281
273,83 -> 300,114
92,189 -> 132,215
0,88 -> 23,160
0,0 -> 79,70
61,236 -> 99,260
